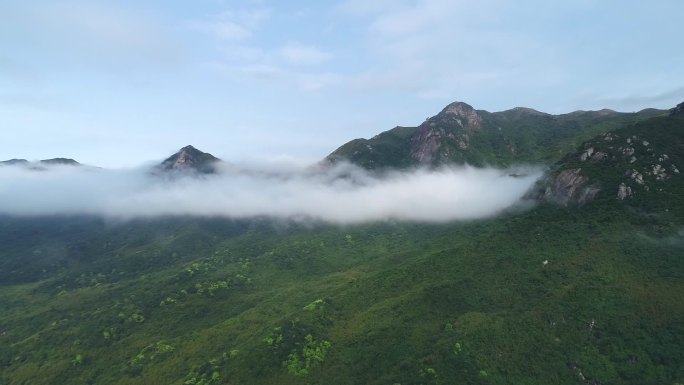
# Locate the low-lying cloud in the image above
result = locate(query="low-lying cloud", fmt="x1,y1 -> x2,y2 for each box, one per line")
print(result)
0,163 -> 542,223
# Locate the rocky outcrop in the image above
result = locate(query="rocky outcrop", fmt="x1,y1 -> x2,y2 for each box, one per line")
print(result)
410,102 -> 480,164
670,101 -> 684,116
437,102 -> 483,128
543,168 -> 600,207
538,102 -> 683,208
617,183 -> 632,200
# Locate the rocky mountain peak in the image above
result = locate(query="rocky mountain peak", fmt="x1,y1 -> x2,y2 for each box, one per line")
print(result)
159,145 -> 220,174
436,102 -> 482,128
671,101 -> 684,116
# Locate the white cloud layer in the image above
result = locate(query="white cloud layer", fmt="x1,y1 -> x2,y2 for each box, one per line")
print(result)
0,163 -> 541,223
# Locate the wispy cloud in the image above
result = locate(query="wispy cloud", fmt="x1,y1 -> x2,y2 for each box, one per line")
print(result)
279,41 -> 332,66
188,8 -> 271,41
0,163 -> 541,223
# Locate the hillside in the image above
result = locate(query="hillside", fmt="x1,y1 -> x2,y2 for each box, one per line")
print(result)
325,102 -> 665,169
0,104 -> 682,385
539,108 -> 684,212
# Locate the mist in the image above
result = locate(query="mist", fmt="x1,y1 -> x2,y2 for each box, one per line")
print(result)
0,162 -> 542,223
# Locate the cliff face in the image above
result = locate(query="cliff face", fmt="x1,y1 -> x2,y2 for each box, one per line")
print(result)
543,168 -> 600,207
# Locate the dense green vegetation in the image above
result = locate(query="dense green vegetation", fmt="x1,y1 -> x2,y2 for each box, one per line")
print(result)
1,199 -> 682,385
1,109 -> 682,384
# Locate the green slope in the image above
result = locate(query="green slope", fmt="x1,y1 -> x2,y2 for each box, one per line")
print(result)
1,108 -> 683,385
1,204 -> 682,385
325,102 -> 665,169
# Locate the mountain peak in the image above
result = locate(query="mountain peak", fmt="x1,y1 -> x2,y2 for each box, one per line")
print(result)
434,101 -> 482,128
439,101 -> 475,116
159,145 -> 220,174
671,101 -> 684,116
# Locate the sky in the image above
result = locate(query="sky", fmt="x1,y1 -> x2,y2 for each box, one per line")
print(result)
1,0 -> 683,168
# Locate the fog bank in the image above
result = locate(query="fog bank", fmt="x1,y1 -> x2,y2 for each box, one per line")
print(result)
0,163 -> 542,223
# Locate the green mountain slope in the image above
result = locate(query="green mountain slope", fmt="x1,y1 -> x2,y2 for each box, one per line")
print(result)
539,107 -> 684,212
325,102 -> 665,169
1,105 -> 683,385
1,205 -> 682,384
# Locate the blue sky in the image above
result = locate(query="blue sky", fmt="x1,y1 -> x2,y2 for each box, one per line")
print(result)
1,0 -> 682,167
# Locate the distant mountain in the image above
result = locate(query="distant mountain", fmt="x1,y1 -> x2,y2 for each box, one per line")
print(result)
535,103 -> 684,208
39,158 -> 80,166
0,159 -> 29,166
325,101 -> 666,169
0,157 -> 81,168
157,145 -> 221,174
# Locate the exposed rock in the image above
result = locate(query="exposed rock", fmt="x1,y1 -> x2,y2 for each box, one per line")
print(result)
437,102 -> 482,128
622,147 -> 635,156
544,168 -> 600,207
580,147 -> 594,161
629,170 -> 644,184
651,164 -> 667,181
617,183 -> 632,200
409,102 -> 483,164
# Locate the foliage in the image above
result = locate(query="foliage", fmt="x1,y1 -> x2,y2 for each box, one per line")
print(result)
284,334 -> 332,377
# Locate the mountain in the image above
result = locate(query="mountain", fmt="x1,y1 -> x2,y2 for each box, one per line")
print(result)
157,145 -> 221,174
325,101 -> 666,169
0,157 -> 81,167
0,158 -> 29,166
1,103 -> 683,385
537,107 -> 684,208
39,158 -> 81,166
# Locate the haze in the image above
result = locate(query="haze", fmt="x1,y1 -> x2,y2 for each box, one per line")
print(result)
0,163 -> 542,223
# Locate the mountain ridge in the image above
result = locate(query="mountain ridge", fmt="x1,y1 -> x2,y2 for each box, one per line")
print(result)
325,101 -> 667,169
